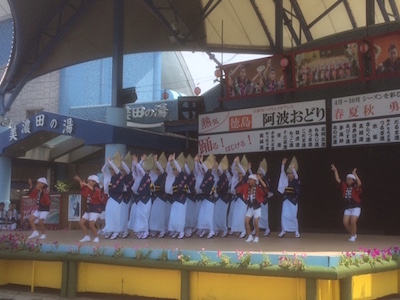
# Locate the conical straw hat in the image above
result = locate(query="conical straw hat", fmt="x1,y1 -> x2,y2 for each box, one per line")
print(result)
286,156 -> 298,173
186,154 -> 195,172
158,152 -> 167,169
123,151 -> 132,168
143,153 -> 155,171
112,150 -> 122,169
259,158 -> 267,173
204,154 -> 215,170
218,155 -> 229,171
176,152 -> 185,169
240,154 -> 248,171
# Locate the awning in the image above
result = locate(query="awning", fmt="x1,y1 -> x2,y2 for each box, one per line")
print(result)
0,111 -> 197,162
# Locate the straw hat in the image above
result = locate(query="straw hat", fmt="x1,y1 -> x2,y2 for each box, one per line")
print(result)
123,151 -> 132,168
241,155 -> 248,170
176,152 -> 185,169
236,154 -> 248,173
186,154 -> 195,172
286,156 -> 299,173
112,150 -> 122,169
142,153 -> 155,171
158,152 -> 167,170
258,158 -> 268,174
218,155 -> 229,171
204,154 -> 215,170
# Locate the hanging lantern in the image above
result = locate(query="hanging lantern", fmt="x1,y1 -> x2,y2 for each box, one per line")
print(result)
360,42 -> 369,54
162,90 -> 169,100
194,86 -> 201,96
214,68 -> 222,78
280,57 -> 289,68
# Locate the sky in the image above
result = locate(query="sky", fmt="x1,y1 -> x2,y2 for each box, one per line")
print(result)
181,51 -> 268,94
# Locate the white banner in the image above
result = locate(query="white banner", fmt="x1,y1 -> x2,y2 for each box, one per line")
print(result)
332,117 -> 400,147
332,89 -> 400,122
199,99 -> 326,134
199,124 -> 326,155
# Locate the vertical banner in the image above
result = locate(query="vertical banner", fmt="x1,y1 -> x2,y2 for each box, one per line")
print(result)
68,194 -> 81,221
294,42 -> 361,88
332,89 -> 400,146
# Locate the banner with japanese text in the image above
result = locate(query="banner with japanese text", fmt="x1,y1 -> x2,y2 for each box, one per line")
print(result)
199,99 -> 326,134
198,124 -> 326,155
198,99 -> 326,154
332,89 -> 400,147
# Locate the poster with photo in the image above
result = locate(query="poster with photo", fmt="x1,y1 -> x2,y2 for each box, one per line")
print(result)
294,42 -> 361,88
222,55 -> 287,98
374,34 -> 400,75
68,194 -> 81,221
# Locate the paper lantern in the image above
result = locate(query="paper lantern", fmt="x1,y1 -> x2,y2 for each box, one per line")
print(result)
162,90 -> 169,100
194,86 -> 201,96
280,57 -> 289,68
214,68 -> 221,78
360,42 -> 369,53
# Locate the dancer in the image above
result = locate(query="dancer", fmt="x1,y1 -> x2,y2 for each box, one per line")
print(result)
148,153 -> 168,237
166,153 -> 187,239
130,154 -> 153,239
330,164 -> 362,241
103,152 -> 125,240
27,177 -> 51,239
213,155 -> 231,237
118,152 -> 134,238
277,157 -> 301,238
196,154 -> 216,239
229,155 -> 249,238
74,174 -> 102,243
236,173 -> 267,242
257,158 -> 273,236
184,154 -> 197,237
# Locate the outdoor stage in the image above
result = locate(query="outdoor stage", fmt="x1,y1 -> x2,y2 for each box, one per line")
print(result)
22,229 -> 399,256
1,229 -> 400,300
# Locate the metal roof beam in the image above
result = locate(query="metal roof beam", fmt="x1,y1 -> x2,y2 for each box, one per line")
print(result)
377,0 -> 391,22
250,0 -> 276,50
342,0 -> 357,28
274,0 -> 283,52
182,0 -> 222,44
289,0 -> 313,42
389,0 -> 400,20
366,0 -> 375,26
308,0 -> 344,29
281,7 -> 301,46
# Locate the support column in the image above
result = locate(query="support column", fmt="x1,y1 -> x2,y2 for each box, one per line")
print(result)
67,261 -> 78,299
105,107 -> 127,159
340,277 -> 352,300
306,278 -> 317,300
181,270 -> 190,300
0,127 -> 12,209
